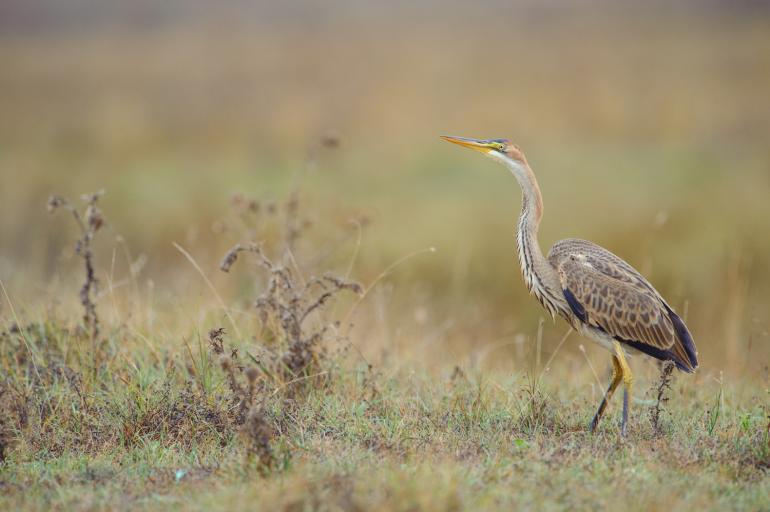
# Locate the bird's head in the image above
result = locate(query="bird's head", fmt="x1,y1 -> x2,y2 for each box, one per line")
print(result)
440,135 -> 525,164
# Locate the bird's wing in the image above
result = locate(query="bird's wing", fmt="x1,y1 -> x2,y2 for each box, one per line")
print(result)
548,238 -> 657,295
548,238 -> 698,372
557,256 -> 676,349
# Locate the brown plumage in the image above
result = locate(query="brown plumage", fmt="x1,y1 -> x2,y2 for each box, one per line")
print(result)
549,239 -> 697,373
441,135 -> 698,436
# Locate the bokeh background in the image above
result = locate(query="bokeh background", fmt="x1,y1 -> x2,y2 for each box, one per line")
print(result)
1,1 -> 769,378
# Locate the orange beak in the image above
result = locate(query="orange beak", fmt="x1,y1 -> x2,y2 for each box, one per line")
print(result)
440,135 -> 497,154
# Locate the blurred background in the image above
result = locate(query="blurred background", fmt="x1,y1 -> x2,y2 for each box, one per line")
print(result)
1,1 -> 769,378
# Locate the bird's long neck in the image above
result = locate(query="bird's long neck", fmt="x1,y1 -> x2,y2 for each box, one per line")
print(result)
497,153 -> 565,319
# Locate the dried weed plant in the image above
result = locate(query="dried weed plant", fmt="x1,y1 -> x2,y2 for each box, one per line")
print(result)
241,405 -> 276,473
217,136 -> 363,400
220,242 -> 361,396
210,143 -> 366,469
47,191 -> 105,347
648,360 -> 675,436
207,328 -> 280,472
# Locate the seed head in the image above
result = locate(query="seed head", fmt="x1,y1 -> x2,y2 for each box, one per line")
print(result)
245,366 -> 259,383
47,195 -> 67,213
86,205 -> 103,231
320,131 -> 341,148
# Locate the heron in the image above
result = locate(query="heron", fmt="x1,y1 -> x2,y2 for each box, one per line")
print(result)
441,136 -> 698,435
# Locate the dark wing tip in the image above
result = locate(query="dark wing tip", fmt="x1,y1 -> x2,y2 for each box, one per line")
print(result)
667,308 -> 699,372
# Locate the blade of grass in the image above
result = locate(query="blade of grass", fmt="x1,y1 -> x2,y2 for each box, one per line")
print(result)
172,242 -> 242,339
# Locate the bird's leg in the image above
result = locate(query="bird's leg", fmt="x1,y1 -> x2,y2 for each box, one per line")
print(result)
622,387 -> 629,436
589,355 -> 623,433
613,341 -> 634,437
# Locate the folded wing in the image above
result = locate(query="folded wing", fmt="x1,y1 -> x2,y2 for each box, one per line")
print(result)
549,239 -> 698,372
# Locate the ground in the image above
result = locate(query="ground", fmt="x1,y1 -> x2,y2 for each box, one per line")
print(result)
1,319 -> 767,511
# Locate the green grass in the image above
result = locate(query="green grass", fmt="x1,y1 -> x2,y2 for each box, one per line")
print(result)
1,314 -> 767,511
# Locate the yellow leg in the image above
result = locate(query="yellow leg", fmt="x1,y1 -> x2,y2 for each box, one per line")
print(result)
589,355 -> 623,432
613,341 -> 634,436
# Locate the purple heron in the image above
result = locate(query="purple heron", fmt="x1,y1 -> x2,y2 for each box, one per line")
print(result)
442,136 -> 698,435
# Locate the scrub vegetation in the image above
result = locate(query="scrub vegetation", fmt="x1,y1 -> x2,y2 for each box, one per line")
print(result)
1,185 -> 767,511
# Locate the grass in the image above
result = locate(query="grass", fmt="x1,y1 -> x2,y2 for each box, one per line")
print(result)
1,186 -> 767,511
0,323 -> 767,510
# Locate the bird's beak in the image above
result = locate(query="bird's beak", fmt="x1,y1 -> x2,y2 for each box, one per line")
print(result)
440,135 -> 496,154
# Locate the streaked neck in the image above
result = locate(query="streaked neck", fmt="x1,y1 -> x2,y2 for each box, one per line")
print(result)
491,152 -> 545,259
492,152 -> 563,318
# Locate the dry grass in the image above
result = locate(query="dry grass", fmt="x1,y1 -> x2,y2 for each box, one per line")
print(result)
1,182 -> 768,510
2,15 -> 770,378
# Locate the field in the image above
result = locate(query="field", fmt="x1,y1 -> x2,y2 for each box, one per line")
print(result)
1,2 -> 769,510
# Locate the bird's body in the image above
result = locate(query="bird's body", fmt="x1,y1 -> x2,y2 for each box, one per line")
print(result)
441,135 -> 698,435
548,239 -> 697,370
